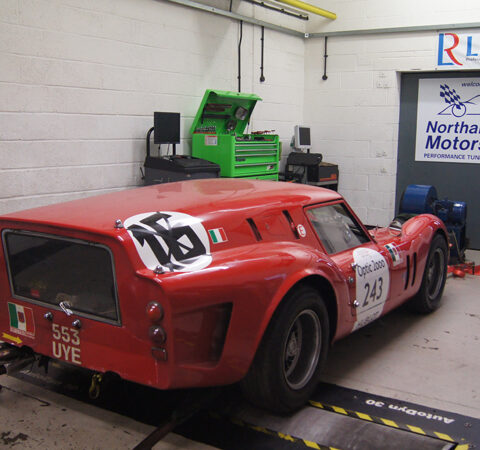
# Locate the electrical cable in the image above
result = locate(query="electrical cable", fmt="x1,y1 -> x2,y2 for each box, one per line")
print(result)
322,36 -> 328,80
238,20 -> 243,92
260,26 -> 265,82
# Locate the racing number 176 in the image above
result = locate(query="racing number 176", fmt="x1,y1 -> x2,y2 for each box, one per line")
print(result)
363,277 -> 383,306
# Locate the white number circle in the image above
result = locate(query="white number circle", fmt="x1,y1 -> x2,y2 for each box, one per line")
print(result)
124,211 -> 212,273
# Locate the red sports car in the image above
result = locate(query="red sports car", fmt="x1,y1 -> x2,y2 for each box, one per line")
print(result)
0,179 -> 448,412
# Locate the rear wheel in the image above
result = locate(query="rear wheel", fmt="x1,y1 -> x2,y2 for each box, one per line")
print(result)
410,234 -> 448,313
241,286 -> 329,413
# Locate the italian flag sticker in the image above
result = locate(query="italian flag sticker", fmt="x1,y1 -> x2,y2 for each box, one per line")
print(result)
208,228 -> 228,244
8,303 -> 35,338
385,243 -> 402,267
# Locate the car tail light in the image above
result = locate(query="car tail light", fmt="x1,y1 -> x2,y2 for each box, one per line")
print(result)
146,301 -> 164,322
149,325 -> 167,344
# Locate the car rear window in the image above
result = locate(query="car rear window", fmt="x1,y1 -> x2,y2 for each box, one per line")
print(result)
3,231 -> 119,323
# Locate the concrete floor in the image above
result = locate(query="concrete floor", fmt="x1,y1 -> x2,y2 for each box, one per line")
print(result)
0,376 -> 215,449
0,252 -> 479,448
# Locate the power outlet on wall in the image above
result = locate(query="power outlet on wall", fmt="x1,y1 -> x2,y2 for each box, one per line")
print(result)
375,72 -> 391,89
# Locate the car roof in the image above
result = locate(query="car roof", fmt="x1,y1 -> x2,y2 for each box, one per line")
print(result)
1,179 -> 342,234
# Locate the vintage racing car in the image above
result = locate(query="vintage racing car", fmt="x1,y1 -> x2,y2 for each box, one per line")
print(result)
0,179 -> 448,412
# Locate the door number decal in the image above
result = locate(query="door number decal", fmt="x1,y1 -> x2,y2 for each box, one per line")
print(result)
352,248 -> 390,331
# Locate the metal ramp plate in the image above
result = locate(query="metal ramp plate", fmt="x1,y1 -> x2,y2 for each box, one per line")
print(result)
208,402 -> 456,450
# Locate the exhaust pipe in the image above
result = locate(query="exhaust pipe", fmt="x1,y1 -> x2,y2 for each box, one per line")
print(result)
0,345 -> 35,375
0,346 -> 24,363
4,356 -> 36,375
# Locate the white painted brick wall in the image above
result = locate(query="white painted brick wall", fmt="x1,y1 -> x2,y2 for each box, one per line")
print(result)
304,0 -> 480,225
305,33 -> 418,225
0,0 -> 304,214
2,0 -> 479,224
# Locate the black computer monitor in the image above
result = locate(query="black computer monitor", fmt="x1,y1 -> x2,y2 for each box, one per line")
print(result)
154,112 -> 180,144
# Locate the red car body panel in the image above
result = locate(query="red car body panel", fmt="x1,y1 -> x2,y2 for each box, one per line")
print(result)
0,179 -> 447,389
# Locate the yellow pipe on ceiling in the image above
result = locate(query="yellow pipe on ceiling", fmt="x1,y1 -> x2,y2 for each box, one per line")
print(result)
275,0 -> 336,19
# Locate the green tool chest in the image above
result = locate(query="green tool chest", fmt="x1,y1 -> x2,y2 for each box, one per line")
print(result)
190,89 -> 280,179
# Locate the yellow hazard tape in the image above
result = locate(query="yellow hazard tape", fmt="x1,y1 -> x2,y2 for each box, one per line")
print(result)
310,400 -> 324,409
308,400 -> 465,447
304,440 -> 321,449
434,432 -> 455,442
332,406 -> 348,415
407,425 -> 426,435
381,418 -> 399,428
209,411 -> 341,450
356,412 -> 373,421
278,432 -> 295,442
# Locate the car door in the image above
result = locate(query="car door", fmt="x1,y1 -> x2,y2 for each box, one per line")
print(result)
305,201 -> 393,331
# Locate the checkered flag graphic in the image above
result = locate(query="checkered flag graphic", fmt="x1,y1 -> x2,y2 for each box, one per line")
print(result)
440,84 -> 462,108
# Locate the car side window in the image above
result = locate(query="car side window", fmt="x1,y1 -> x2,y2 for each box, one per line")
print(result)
306,203 -> 370,254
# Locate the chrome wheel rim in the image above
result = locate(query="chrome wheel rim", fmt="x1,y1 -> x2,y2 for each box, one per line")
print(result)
283,309 -> 321,390
426,248 -> 445,300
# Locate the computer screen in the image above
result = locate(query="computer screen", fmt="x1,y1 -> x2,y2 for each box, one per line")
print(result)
294,125 -> 311,150
154,112 -> 181,144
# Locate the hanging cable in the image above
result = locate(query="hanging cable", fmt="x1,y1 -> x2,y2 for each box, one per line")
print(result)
322,36 -> 328,80
238,20 -> 243,92
260,26 -> 265,82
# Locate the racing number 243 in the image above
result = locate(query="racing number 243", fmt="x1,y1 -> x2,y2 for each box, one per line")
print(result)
363,277 -> 383,306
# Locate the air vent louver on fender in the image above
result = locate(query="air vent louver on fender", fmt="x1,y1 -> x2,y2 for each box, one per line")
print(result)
282,210 -> 300,239
412,252 -> 417,286
405,254 -> 410,290
247,218 -> 262,241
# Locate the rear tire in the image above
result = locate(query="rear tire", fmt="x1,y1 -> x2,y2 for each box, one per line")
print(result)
240,286 -> 329,414
410,234 -> 448,313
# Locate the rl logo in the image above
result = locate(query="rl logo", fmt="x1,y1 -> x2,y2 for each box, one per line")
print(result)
438,33 -> 478,66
